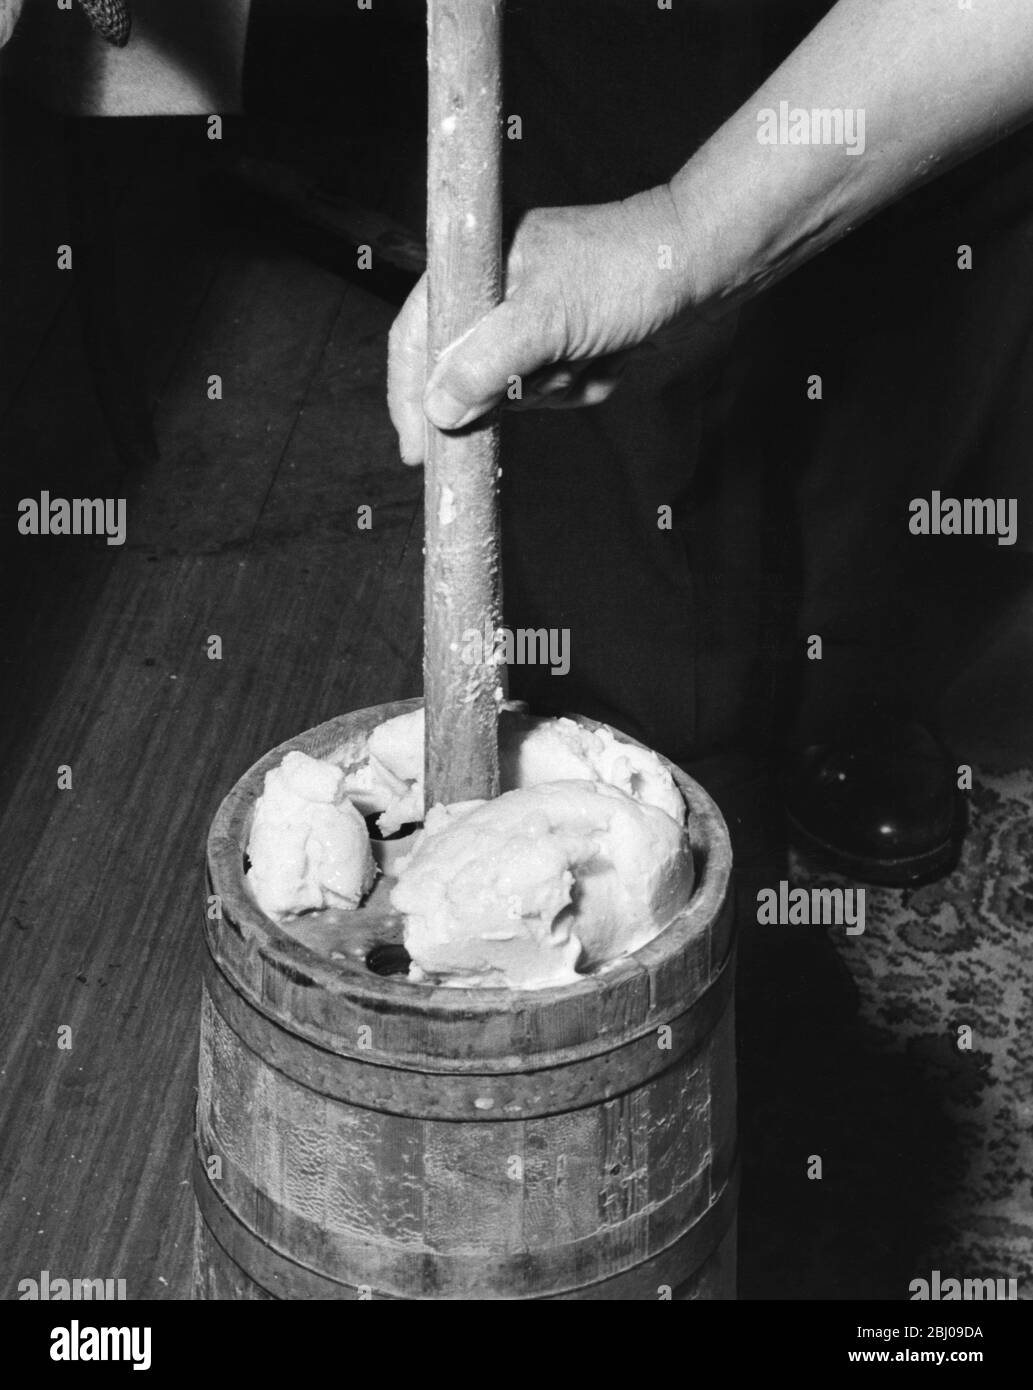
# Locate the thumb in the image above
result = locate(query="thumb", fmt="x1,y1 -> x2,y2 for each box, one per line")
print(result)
423,295 -> 561,431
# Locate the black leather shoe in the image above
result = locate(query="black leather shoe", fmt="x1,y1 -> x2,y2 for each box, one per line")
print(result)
783,717 -> 966,886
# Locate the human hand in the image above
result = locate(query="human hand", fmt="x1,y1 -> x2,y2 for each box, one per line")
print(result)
0,0 -> 24,49
387,184 -> 705,465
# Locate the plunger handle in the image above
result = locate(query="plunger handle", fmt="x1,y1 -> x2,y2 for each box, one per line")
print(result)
424,0 -> 504,807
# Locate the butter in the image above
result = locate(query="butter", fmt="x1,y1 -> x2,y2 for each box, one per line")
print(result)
391,780 -> 694,989
339,705 -> 686,834
246,750 -> 376,917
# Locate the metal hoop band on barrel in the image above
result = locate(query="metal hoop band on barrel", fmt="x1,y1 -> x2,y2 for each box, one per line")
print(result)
193,1149 -> 740,1301
200,943 -> 736,1122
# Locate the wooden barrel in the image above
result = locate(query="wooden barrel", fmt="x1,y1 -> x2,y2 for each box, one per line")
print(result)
193,698 -> 737,1300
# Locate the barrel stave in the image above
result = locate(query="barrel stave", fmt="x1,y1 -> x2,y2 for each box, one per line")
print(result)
194,702 -> 736,1300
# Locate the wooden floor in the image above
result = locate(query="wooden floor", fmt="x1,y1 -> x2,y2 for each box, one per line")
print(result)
0,106 -> 422,1300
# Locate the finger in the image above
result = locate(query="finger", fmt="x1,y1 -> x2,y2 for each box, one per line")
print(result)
423,292 -> 566,432
514,365 -> 579,406
510,353 -> 630,411
387,274 -> 430,465
546,374 -> 623,409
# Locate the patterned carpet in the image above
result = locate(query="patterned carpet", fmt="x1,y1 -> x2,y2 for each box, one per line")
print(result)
737,767 -> 1033,1301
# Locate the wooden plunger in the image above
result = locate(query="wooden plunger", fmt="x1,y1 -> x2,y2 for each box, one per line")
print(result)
424,0 -> 504,807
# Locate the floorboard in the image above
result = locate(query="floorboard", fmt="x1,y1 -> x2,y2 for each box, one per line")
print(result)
0,111 -> 421,1296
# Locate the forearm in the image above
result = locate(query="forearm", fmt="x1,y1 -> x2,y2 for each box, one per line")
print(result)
0,0 -> 24,48
672,0 -> 1033,314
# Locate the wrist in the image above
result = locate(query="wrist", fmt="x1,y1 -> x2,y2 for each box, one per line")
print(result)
667,105 -> 883,320
615,182 -> 708,333
666,153 -> 770,324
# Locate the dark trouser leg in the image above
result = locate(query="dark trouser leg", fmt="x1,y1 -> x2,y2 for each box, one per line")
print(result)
761,125 -> 1033,744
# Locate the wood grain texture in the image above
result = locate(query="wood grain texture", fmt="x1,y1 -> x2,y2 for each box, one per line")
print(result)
423,0 -> 504,807
191,1195 -> 738,1302
195,703 -> 737,1300
0,115 -> 422,1300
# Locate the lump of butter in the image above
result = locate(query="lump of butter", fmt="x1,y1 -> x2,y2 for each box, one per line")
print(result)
500,713 -> 686,827
339,706 -> 686,834
246,750 -> 376,917
391,780 -> 694,989
339,707 -> 424,836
